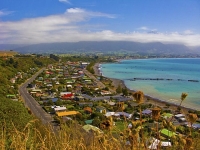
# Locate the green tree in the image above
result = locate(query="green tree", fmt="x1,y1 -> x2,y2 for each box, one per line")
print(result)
55,99 -> 63,106
92,118 -> 101,127
116,84 -> 122,93
122,88 -> 128,96
47,99 -> 54,106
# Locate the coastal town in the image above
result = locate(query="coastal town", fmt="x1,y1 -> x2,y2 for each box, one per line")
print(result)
5,56 -> 199,149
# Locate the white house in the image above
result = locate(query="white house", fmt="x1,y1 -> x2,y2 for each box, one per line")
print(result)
53,106 -> 67,112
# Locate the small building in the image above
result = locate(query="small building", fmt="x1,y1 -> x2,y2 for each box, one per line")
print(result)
85,119 -> 93,125
148,138 -> 171,149
96,106 -> 106,113
6,94 -> 16,99
56,111 -> 79,117
78,102 -> 93,107
115,112 -> 132,119
84,107 -> 92,114
105,112 -> 120,118
75,96 -> 85,101
60,92 -> 72,96
142,109 -> 152,115
175,114 -> 186,122
162,113 -> 173,119
101,90 -> 111,95
53,106 -> 67,112
10,78 -> 16,84
160,129 -> 177,138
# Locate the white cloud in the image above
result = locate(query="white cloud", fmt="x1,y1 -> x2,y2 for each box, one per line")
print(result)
183,30 -> 193,35
138,26 -> 148,30
0,10 -> 14,16
0,8 -> 199,47
67,8 -> 85,13
59,0 -> 71,4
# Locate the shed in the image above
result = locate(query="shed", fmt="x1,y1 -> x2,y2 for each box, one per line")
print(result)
85,119 -> 93,125
160,129 -> 177,138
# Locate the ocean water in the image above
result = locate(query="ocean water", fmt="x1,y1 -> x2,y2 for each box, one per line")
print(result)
101,58 -> 200,110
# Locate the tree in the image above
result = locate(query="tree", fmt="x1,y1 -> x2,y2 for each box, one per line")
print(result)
122,88 -> 128,96
55,99 -> 62,106
104,87 -> 109,91
47,99 -> 54,106
58,86 -> 63,92
116,84 -> 122,93
92,118 -> 101,127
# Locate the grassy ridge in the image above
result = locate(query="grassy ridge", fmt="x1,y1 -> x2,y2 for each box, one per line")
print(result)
0,51 -> 18,57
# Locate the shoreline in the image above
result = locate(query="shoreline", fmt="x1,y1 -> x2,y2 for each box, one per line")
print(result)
93,62 -> 199,112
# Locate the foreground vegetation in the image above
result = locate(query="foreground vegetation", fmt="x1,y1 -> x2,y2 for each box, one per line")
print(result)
1,52 -> 200,150
0,53 -> 56,132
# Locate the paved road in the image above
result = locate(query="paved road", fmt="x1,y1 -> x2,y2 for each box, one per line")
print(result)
19,68 -> 52,124
82,94 -> 132,101
83,68 -> 116,93
83,69 -> 106,89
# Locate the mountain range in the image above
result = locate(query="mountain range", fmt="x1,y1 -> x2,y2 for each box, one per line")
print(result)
0,41 -> 200,55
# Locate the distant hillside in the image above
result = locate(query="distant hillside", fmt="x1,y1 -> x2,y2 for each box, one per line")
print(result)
1,41 -> 199,55
0,44 -> 26,50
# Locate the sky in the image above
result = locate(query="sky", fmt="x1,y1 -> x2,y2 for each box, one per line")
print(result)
0,0 -> 200,47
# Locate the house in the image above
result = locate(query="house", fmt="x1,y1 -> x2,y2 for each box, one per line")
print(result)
53,106 -> 67,112
6,94 -> 16,99
105,112 -> 120,118
78,102 -> 93,107
107,101 -> 115,106
84,107 -> 92,114
66,84 -> 72,88
160,129 -> 177,138
175,114 -> 186,122
148,138 -> 171,149
82,124 -> 103,133
66,79 -> 74,84
96,106 -> 106,113
85,119 -> 93,125
31,89 -> 42,93
75,96 -> 85,101
56,111 -> 79,117
38,77 -> 43,81
162,113 -> 173,119
81,62 -> 89,68
60,92 -> 72,96
101,90 -> 111,95
142,109 -> 152,116
61,93 -> 74,100
115,112 -> 132,119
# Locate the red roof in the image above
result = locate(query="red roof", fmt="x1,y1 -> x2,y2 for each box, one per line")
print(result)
61,93 -> 73,98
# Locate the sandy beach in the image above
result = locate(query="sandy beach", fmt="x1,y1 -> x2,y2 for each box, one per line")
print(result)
93,63 -> 195,113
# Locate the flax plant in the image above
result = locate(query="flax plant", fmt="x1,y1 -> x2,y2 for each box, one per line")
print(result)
132,91 -> 146,149
180,93 -> 188,107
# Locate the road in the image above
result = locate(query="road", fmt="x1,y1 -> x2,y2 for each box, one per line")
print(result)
19,68 -> 52,124
83,69 -> 106,89
83,68 -> 115,93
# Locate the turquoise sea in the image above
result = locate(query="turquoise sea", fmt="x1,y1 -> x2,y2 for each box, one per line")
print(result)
101,58 -> 200,110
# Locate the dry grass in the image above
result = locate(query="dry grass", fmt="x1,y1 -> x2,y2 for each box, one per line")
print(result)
0,51 -> 18,57
1,117 -> 200,150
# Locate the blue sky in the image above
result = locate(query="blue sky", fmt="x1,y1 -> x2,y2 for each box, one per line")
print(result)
0,0 -> 200,46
